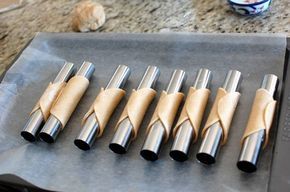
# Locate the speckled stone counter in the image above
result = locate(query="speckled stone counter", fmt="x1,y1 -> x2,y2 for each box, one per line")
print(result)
0,0 -> 289,75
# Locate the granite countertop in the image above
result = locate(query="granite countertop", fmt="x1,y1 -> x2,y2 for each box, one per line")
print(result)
0,0 -> 289,75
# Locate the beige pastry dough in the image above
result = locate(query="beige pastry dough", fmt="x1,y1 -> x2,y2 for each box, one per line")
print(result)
201,88 -> 240,145
82,88 -> 125,137
173,87 -> 210,143
31,82 -> 66,121
50,76 -> 89,129
241,89 -> 276,148
147,91 -> 184,142
116,88 -> 156,140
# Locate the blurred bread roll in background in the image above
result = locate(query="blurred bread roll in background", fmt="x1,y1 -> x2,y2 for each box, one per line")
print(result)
72,0 -> 106,32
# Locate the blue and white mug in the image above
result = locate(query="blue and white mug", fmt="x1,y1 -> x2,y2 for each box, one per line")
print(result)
228,0 -> 272,15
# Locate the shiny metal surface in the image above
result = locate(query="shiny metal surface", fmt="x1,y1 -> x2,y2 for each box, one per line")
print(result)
106,65 -> 131,89
39,115 -> 62,143
74,115 -> 100,150
222,70 -> 242,93
109,66 -> 160,154
237,130 -> 264,172
21,62 -> 75,142
170,68 -> 212,161
74,65 -> 130,150
196,70 -> 242,164
193,68 -> 212,89
75,61 -> 95,80
140,69 -> 186,161
237,74 -> 278,173
53,62 -> 75,83
21,110 -> 44,142
196,122 -> 223,164
140,121 -> 165,161
260,74 -> 278,96
170,120 -> 193,161
39,61 -> 95,143
109,119 -> 133,154
137,66 -> 160,90
166,69 -> 186,93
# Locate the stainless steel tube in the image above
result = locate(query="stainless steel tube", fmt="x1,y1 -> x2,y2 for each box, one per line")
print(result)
74,65 -> 130,150
21,62 -> 75,142
140,69 -> 186,161
109,66 -> 160,154
237,74 -> 278,173
170,68 -> 212,162
196,70 -> 242,164
39,61 -> 95,143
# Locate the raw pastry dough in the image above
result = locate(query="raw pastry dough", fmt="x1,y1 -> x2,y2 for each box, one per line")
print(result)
50,76 -> 89,128
173,87 -> 210,143
147,91 -> 184,142
241,89 -> 276,148
31,82 -> 66,121
201,88 -> 240,145
82,88 -> 125,137
116,88 -> 156,140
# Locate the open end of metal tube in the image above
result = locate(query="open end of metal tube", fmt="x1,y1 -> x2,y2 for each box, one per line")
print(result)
21,131 -> 36,142
74,139 -> 91,151
140,122 -> 164,161
140,150 -> 159,161
109,143 -> 127,154
170,121 -> 193,162
109,119 -> 132,154
169,150 -> 188,162
237,161 -> 257,173
196,153 -> 216,165
39,132 -> 55,143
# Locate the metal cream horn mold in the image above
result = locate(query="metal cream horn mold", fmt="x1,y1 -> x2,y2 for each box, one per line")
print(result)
21,62 -> 75,142
109,66 -> 160,154
237,74 -> 278,173
196,70 -> 242,165
39,61 -> 95,143
140,69 -> 186,161
74,65 -> 130,150
170,68 -> 212,162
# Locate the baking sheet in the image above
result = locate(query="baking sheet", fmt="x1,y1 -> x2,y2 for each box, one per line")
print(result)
269,40 -> 290,192
0,33 -> 286,192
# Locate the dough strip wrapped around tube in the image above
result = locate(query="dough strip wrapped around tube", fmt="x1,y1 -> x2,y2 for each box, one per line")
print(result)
237,74 -> 278,173
196,70 -> 242,165
109,66 -> 160,154
170,68 -> 212,162
74,65 -> 130,150
21,62 -> 75,142
39,61 -> 95,143
140,69 -> 186,161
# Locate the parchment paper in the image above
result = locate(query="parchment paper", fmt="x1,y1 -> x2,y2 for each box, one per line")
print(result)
0,33 -> 286,192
